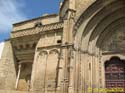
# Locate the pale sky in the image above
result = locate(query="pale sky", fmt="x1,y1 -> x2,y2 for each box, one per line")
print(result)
0,42 -> 4,58
0,0 -> 60,42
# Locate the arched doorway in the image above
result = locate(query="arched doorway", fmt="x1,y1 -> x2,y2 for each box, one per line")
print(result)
105,57 -> 125,93
73,0 -> 125,92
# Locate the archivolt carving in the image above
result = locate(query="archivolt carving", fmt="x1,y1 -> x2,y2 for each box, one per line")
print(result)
96,18 -> 125,46
89,8 -> 125,42
74,0 -> 118,36
83,2 -> 125,53
74,0 -> 125,53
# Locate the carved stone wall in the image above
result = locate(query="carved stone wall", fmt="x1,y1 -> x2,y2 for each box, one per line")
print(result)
33,51 -> 48,91
37,31 -> 62,48
1,0 -> 125,93
32,48 -> 60,92
45,50 -> 59,91
31,29 -> 63,92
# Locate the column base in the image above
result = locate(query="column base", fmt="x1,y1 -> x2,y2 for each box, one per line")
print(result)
68,86 -> 74,93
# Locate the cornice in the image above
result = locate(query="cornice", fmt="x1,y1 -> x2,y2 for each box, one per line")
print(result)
11,22 -> 64,38
13,14 -> 58,26
37,44 -> 62,50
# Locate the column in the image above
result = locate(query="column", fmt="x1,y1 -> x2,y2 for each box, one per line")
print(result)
81,53 -> 85,93
68,51 -> 74,93
57,51 -> 64,93
15,64 -> 21,89
74,50 -> 79,93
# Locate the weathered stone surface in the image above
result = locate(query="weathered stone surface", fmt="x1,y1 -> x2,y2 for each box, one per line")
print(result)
13,14 -> 59,31
0,0 -> 125,93
0,40 -> 16,90
75,0 -> 96,19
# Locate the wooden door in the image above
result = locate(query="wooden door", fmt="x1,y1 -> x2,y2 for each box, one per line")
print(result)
105,57 -> 125,93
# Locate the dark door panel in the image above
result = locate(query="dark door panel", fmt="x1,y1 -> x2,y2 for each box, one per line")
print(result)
105,57 -> 125,93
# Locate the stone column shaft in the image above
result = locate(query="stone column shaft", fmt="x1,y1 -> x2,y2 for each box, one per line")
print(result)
68,51 -> 74,93
57,53 -> 64,90
15,64 -> 21,89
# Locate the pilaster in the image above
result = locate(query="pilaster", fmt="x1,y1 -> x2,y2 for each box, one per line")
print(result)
61,1 -> 76,92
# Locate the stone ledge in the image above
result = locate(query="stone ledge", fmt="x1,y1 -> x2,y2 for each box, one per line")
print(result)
0,90 -> 54,93
0,90 -> 29,93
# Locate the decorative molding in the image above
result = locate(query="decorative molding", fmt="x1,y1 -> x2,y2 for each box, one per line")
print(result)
76,48 -> 100,57
102,51 -> 125,55
39,50 -> 48,56
67,9 -> 76,19
73,0 -> 120,36
37,44 -> 62,50
11,22 -> 63,38
70,51 -> 74,59
58,53 -> 64,59
61,43 -> 73,48
49,49 -> 60,54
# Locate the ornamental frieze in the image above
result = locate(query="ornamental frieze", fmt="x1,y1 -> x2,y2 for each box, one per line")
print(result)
11,22 -> 63,38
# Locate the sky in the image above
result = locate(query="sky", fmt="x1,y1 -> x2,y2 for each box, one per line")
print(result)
0,42 -> 4,58
0,0 -> 61,42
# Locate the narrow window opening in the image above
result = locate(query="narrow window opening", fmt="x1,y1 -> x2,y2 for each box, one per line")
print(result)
57,40 -> 62,44
35,22 -> 42,27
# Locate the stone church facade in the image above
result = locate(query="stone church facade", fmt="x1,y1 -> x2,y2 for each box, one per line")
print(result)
0,0 -> 125,93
